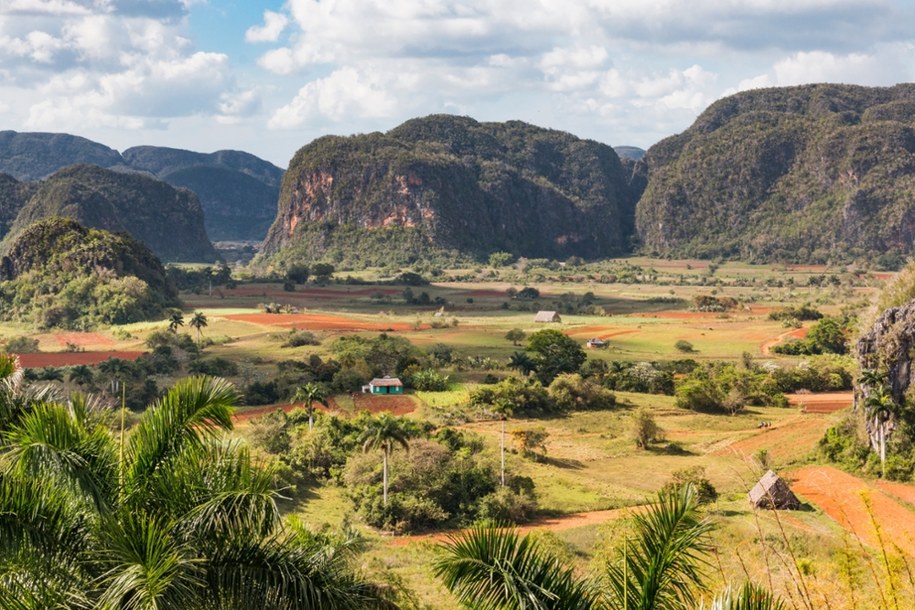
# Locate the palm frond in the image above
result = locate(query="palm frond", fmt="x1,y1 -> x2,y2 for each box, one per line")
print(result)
704,582 -> 787,610
604,484 -> 713,610
124,376 -> 237,501
434,523 -> 595,610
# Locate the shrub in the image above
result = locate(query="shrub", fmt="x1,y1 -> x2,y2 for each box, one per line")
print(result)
674,340 -> 695,353
547,373 -> 616,411
477,485 -> 538,523
5,336 -> 40,352
409,369 -> 450,391
631,408 -> 663,449
187,357 -> 239,377
661,467 -> 718,504
281,330 -> 320,348
511,427 -> 549,460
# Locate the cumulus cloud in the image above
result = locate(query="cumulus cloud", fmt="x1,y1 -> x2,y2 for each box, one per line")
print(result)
268,67 -> 398,128
245,10 -> 287,43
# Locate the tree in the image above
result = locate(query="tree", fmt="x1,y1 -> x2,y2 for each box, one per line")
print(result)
98,357 -> 132,393
0,373 -> 393,609
189,311 -> 208,346
292,382 -> 329,431
504,328 -> 526,346
865,386 -> 898,478
311,263 -> 335,283
360,414 -> 412,505
168,309 -> 185,333
492,398 -> 513,487
507,351 -> 536,377
632,407 -> 663,449
68,364 -> 94,387
526,329 -> 586,384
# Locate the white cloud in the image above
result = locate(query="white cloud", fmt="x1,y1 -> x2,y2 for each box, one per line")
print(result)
245,10 -> 287,43
268,67 -> 398,128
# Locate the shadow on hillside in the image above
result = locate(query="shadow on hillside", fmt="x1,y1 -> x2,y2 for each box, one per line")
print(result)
541,455 -> 585,469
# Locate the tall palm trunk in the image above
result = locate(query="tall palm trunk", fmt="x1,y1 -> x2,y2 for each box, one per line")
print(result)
383,442 -> 389,505
500,418 -> 505,487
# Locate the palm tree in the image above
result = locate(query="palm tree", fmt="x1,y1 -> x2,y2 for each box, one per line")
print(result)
360,414 -> 411,506
168,310 -> 185,333
67,364 -> 94,388
292,382 -> 329,430
435,485 -> 786,610
97,357 -> 132,393
189,311 -> 208,346
0,374 -> 394,609
492,398 -> 513,487
865,387 -> 898,477
507,351 -> 536,377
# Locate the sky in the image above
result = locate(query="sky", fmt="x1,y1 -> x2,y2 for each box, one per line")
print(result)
1,1 -> 914,168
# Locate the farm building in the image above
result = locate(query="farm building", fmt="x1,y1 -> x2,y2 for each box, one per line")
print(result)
748,470 -> 801,510
586,338 -> 606,349
362,376 -> 404,395
534,310 -> 561,323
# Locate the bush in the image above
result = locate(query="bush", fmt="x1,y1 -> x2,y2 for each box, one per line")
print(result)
661,467 -> 718,504
5,336 -> 40,352
674,340 -> 695,353
281,330 -> 320,348
477,484 -> 538,523
187,357 -> 239,377
547,373 -> 616,411
409,369 -> 450,391
245,380 -> 280,405
631,408 -> 663,449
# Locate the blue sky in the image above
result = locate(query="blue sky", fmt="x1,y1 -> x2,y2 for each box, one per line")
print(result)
2,1 -> 914,167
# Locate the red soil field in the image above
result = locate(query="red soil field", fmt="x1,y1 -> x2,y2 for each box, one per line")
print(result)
225,312 -> 417,331
786,392 -> 853,413
352,393 -> 416,416
789,465 -> 915,556
15,351 -> 142,368
645,311 -> 719,319
220,286 -> 402,299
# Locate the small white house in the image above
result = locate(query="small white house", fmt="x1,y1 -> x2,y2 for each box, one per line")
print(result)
586,338 -> 607,349
361,376 -> 404,395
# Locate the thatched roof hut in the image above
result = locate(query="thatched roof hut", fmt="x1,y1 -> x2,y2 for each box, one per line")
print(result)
534,310 -> 561,323
748,470 -> 801,510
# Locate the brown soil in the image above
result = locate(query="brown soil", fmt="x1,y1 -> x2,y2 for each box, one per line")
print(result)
714,416 -> 832,464
789,465 -> 915,556
224,312 -> 418,331
221,286 -> 402,299
352,393 -> 416,416
785,392 -> 853,414
760,327 -> 808,355
50,332 -> 115,347
565,327 -> 638,340
16,351 -> 143,368
875,480 -> 915,509
643,311 -> 719,319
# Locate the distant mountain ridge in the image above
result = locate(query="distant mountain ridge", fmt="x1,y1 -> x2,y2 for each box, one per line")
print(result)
261,114 -> 639,267
637,83 -> 915,263
0,131 -> 283,242
2,165 -> 218,263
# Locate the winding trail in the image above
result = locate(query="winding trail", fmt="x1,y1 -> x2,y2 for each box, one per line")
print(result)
760,327 -> 808,355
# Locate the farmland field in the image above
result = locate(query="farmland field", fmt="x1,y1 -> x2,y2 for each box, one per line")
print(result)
5,257 -> 911,608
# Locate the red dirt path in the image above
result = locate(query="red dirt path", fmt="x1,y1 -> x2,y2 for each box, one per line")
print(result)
224,312 -> 416,331
50,332 -> 114,347
789,465 -> 915,556
760,327 -> 808,355
15,351 -> 143,368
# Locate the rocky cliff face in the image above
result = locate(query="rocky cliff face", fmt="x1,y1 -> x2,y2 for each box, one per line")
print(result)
5,165 -> 218,263
858,299 -> 915,405
637,84 -> 915,263
261,115 -> 637,266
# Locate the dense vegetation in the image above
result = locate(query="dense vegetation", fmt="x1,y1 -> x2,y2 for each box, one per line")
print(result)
122,146 -> 284,241
637,84 -> 915,264
3,165 -> 218,262
260,115 -> 639,268
0,130 -> 123,180
0,217 -> 180,328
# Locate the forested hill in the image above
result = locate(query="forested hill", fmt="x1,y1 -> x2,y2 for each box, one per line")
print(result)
0,131 -> 283,242
636,83 -> 915,264
4,164 -> 219,263
261,115 -> 639,267
0,216 -> 179,328
122,146 -> 284,241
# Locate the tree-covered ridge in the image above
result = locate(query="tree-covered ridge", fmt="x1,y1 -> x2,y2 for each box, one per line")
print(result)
122,146 -> 284,241
262,115 -> 638,267
637,83 -> 915,264
0,173 -> 34,239
4,164 -> 219,263
0,130 -> 123,181
0,216 -> 179,328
